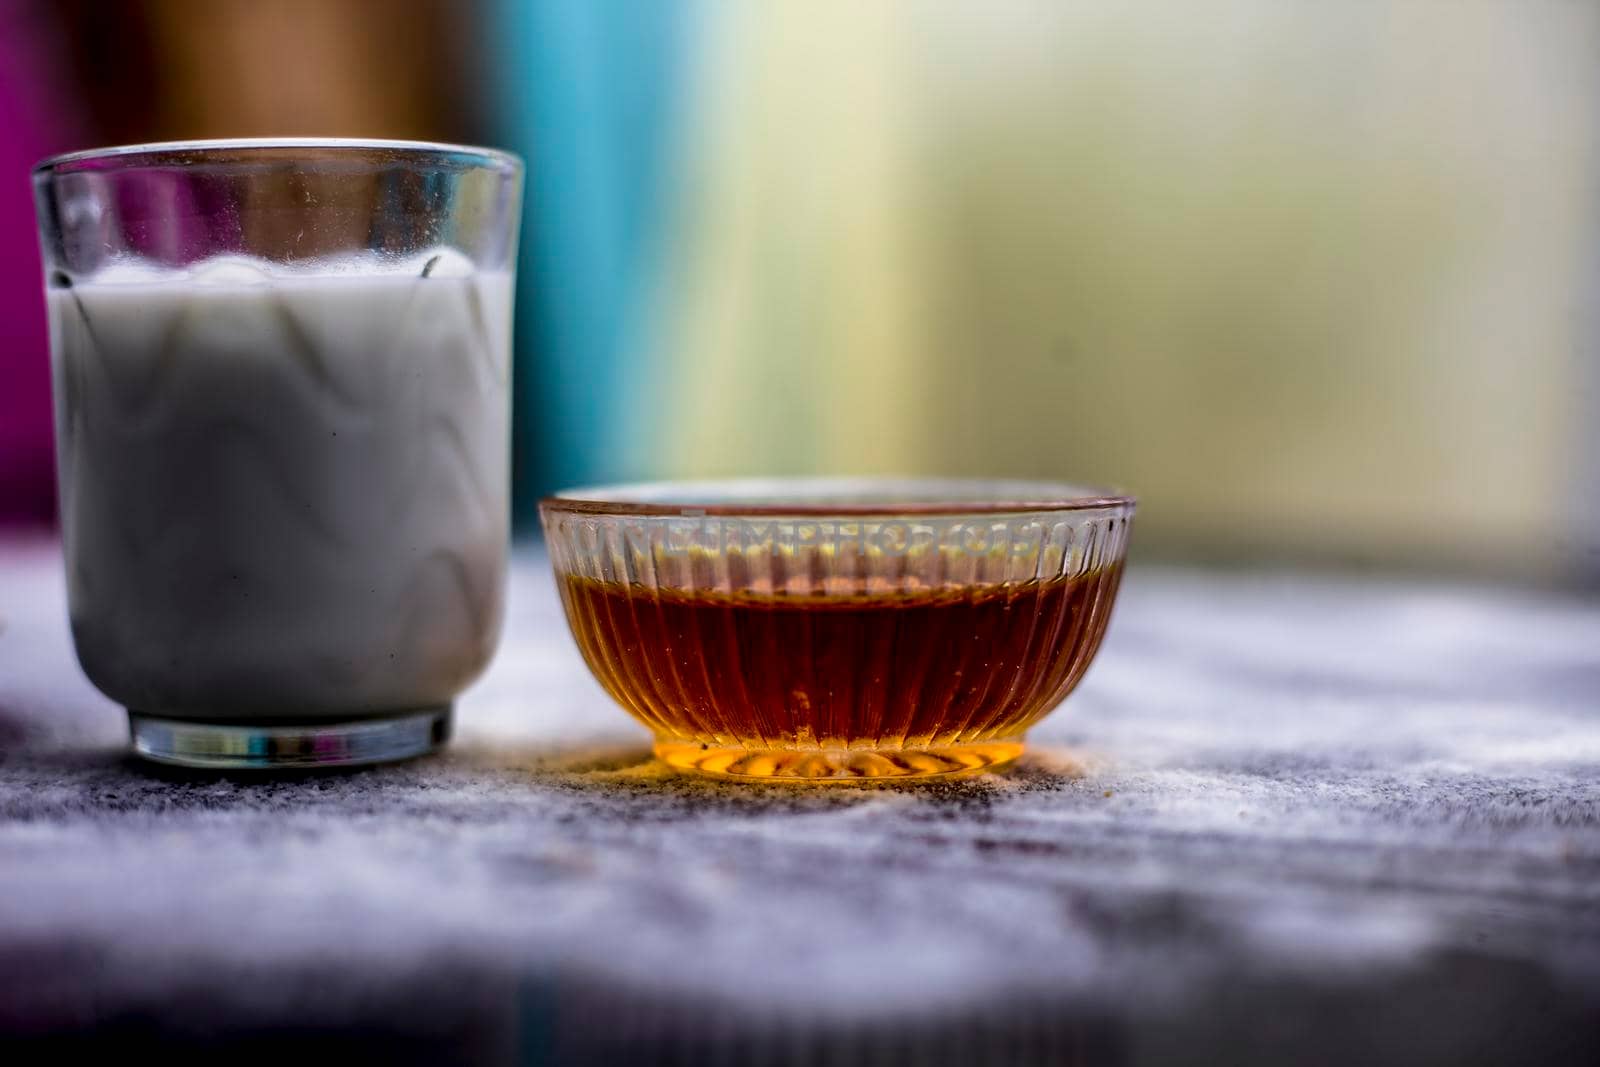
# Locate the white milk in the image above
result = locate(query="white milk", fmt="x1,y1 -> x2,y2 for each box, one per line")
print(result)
48,256 -> 512,719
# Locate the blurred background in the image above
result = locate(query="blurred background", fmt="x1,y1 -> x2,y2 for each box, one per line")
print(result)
1,0 -> 1596,583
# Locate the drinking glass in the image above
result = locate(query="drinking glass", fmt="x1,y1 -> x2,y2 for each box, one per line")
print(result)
33,139 -> 522,768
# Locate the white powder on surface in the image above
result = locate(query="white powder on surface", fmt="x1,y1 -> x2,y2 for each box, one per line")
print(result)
1,544 -> 1597,1062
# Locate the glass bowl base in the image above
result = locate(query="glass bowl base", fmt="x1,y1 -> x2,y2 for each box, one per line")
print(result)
654,738 -> 1024,781
129,707 -> 452,769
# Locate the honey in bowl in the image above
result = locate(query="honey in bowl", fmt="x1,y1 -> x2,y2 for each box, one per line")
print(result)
541,479 -> 1135,781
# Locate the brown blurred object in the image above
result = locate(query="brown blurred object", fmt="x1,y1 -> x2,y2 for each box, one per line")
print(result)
50,0 -> 485,146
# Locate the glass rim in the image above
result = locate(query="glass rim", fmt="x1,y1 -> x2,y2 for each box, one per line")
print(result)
32,137 -> 523,177
541,477 -> 1137,518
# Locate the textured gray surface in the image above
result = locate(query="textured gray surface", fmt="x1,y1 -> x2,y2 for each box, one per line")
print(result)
2,537 -> 1599,1065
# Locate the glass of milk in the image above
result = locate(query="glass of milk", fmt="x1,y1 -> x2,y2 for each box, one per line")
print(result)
32,140 -> 522,768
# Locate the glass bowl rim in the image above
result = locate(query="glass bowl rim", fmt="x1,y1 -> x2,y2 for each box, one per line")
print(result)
541,477 -> 1137,518
33,138 -> 523,177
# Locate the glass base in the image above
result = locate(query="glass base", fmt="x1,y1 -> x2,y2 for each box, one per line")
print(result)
129,707 -> 452,769
653,739 -> 1025,781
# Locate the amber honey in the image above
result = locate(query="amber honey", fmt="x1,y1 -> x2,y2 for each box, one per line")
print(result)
557,562 -> 1123,780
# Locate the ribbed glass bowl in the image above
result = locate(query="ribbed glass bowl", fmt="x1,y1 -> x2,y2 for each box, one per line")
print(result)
539,478 -> 1135,781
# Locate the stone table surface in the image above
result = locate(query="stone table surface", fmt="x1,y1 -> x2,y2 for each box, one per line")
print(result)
1,537 -> 1598,1065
